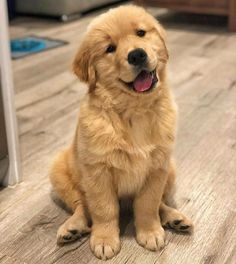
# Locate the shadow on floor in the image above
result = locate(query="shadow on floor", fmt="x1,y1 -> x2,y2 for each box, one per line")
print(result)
51,189 -> 136,237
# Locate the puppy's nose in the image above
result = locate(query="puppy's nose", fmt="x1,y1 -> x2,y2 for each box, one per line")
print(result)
128,48 -> 147,66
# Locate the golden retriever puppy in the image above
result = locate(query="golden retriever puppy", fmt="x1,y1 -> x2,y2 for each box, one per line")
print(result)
50,5 -> 193,260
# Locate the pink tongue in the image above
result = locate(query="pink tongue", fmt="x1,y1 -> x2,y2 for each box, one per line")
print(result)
133,71 -> 153,92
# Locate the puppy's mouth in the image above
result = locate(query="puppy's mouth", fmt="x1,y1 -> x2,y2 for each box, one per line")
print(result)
122,69 -> 158,93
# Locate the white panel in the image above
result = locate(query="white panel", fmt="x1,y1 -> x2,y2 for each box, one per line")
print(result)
0,0 -> 22,186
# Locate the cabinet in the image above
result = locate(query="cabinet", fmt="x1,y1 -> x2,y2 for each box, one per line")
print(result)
135,0 -> 236,31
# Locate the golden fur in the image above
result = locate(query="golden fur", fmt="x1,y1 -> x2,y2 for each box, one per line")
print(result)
50,5 -> 193,260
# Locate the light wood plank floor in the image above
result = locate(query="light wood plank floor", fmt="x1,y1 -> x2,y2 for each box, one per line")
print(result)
1,5 -> 236,264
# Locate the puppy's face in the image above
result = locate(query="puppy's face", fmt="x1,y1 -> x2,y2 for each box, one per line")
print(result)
74,6 -> 169,95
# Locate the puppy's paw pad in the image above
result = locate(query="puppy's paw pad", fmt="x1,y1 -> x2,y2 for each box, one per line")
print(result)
173,220 -> 182,225
136,227 -> 165,251
57,230 -> 79,245
57,220 -> 90,245
90,235 -> 120,260
162,211 -> 193,233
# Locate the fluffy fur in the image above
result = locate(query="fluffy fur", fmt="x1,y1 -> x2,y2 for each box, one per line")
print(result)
50,5 -> 193,260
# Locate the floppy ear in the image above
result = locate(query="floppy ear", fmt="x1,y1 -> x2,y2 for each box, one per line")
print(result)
73,39 -> 96,92
155,21 -> 169,63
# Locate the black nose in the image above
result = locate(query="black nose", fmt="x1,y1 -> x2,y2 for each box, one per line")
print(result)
128,48 -> 147,66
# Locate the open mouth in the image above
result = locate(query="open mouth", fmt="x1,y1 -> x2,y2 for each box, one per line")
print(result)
125,69 -> 158,93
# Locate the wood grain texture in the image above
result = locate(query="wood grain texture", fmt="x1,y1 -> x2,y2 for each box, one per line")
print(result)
0,6 -> 236,264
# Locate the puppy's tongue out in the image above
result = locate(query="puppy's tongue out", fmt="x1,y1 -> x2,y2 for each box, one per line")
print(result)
133,70 -> 153,92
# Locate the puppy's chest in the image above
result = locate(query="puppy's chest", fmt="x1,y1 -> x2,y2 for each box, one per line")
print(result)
112,148 -> 152,197
111,115 -> 159,196
125,113 -> 158,157
111,114 -> 157,167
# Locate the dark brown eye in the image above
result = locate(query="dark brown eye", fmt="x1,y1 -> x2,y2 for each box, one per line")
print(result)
106,44 -> 116,53
137,29 -> 146,37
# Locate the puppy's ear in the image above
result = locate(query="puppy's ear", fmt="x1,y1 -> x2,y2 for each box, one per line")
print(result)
73,39 -> 96,92
155,22 -> 169,63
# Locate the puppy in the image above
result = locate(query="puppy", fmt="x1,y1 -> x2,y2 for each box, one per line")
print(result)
50,5 -> 193,260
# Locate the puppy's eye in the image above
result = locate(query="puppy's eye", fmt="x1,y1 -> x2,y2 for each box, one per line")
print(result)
106,44 -> 116,53
137,29 -> 146,37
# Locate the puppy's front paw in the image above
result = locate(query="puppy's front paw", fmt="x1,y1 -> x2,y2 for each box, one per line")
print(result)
136,226 -> 165,251
90,233 -> 121,260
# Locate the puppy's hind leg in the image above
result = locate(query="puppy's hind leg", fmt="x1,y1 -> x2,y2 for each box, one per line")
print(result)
162,159 -> 177,208
160,160 -> 193,233
50,150 -> 90,245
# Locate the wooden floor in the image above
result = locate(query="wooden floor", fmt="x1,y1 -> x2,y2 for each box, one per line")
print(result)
1,5 -> 236,264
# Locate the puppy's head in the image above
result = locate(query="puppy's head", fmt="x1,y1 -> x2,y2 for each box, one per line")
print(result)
73,5 -> 168,95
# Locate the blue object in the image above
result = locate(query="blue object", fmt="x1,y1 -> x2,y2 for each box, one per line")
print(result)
11,39 -> 46,53
10,36 -> 68,59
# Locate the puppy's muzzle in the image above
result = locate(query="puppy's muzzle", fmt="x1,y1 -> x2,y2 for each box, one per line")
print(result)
128,48 -> 147,66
